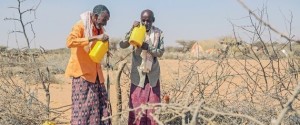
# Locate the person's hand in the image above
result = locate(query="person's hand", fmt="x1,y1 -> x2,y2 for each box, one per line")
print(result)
89,34 -> 109,42
107,51 -> 113,58
132,21 -> 140,29
141,42 -> 149,50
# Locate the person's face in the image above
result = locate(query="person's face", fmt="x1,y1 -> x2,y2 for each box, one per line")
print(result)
141,12 -> 153,32
93,11 -> 110,29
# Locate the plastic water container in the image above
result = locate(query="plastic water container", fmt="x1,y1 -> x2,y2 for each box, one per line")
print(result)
42,121 -> 56,125
129,25 -> 146,47
89,41 -> 109,63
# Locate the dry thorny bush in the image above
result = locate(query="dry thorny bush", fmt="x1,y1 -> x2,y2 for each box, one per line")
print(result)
0,39 -> 69,124
107,2 -> 300,125
0,69 -> 48,125
0,44 -> 75,125
0,0 -> 67,124
0,48 -> 67,125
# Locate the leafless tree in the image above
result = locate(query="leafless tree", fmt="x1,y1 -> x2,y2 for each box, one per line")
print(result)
0,0 -> 64,124
4,0 -> 41,49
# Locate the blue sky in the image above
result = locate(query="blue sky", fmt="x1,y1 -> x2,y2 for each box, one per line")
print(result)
0,0 -> 299,49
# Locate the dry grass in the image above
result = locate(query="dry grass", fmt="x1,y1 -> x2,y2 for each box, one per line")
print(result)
2,38 -> 300,124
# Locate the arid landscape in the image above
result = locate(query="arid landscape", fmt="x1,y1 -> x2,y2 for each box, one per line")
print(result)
1,40 -> 300,124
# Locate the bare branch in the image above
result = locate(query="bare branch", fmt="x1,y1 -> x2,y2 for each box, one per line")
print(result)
203,107 -> 265,125
24,20 -> 34,26
21,8 -> 35,15
149,113 -> 164,125
29,21 -> 36,43
236,0 -> 300,43
4,18 -> 21,22
8,6 -> 19,10
272,83 -> 300,125
20,0 -> 27,3
8,30 -> 24,34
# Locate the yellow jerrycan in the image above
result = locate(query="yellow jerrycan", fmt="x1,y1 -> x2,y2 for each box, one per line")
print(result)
42,121 -> 56,125
129,24 -> 146,47
89,41 -> 109,63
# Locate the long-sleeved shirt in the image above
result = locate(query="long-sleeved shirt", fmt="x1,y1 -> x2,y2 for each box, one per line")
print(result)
119,26 -> 164,88
65,20 -> 105,83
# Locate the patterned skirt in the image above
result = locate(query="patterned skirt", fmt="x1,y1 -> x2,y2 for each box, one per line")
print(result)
71,77 -> 111,125
128,77 -> 161,125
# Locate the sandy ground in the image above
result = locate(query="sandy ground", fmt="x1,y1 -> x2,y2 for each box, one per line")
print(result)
35,59 -> 190,124
34,59 -> 296,124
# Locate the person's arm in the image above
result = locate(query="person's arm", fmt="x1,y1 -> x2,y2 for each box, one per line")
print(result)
119,31 -> 131,49
119,21 -> 141,49
66,22 -> 89,48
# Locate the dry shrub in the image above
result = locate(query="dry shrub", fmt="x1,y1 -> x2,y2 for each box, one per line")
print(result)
106,2 -> 300,125
195,39 -> 223,51
0,74 -> 48,125
145,57 -> 300,125
162,52 -> 192,60
165,46 -> 182,53
0,47 -> 69,124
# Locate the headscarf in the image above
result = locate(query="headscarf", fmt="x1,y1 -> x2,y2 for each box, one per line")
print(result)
81,5 -> 109,52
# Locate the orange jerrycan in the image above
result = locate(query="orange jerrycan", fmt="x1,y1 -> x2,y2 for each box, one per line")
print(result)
89,41 -> 109,63
129,25 -> 146,47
